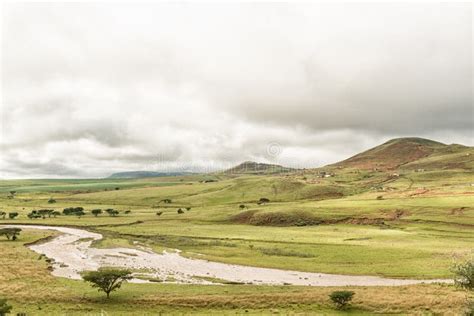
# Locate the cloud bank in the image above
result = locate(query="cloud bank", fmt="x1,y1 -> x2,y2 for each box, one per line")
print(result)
1,3 -> 472,178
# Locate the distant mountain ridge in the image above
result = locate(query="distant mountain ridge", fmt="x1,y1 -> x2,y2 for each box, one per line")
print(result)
108,171 -> 193,179
332,137 -> 473,170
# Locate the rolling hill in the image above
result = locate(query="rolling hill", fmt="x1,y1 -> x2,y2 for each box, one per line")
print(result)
221,161 -> 296,175
332,137 -> 473,170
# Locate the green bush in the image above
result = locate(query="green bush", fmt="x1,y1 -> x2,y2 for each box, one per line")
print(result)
8,212 -> 18,219
329,290 -> 355,309
453,259 -> 474,291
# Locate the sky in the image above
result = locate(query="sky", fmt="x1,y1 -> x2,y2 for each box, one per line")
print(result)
1,2 -> 473,178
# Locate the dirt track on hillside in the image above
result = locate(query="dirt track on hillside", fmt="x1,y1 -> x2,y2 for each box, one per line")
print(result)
4,225 -> 451,286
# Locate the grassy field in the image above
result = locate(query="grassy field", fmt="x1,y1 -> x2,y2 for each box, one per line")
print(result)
0,162 -> 473,314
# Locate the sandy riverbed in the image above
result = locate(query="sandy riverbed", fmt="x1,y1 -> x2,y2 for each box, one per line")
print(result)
4,225 -> 451,286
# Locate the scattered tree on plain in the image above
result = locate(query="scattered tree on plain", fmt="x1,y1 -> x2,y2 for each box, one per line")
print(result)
63,207 -> 85,216
0,228 -> 21,241
91,209 -> 103,217
105,209 -> 119,217
82,268 -> 132,298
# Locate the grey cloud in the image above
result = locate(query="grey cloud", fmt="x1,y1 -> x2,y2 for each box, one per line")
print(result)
1,3 -> 472,178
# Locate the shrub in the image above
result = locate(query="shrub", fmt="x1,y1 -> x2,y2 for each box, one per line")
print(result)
27,211 -> 41,219
376,195 -> 384,200
82,268 -> 132,298
156,211 -> 163,216
239,204 -> 246,209
0,297 -> 12,315
329,291 -> 355,309
124,210 -> 131,214
177,208 -> 184,214
8,212 -> 18,219
0,211 -> 5,219
48,198 -> 56,204
453,259 -> 474,291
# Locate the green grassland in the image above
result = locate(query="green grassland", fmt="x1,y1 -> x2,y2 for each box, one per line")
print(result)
0,141 -> 473,314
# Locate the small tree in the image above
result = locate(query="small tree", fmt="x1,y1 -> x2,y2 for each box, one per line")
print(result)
0,211 -> 6,219
106,209 -> 119,217
453,259 -> 474,315
82,268 -> 132,298
329,291 -> 355,310
156,211 -> 163,216
453,259 -> 474,291
177,208 -> 184,214
8,212 -> 18,219
76,210 -> 86,218
239,204 -> 246,210
124,210 -> 131,214
0,297 -> 12,316
0,228 -> 21,241
258,198 -> 270,205
27,211 -> 41,219
92,209 -> 103,217
48,198 -> 57,204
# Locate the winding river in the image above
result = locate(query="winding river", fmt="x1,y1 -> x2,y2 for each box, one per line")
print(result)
4,225 -> 451,286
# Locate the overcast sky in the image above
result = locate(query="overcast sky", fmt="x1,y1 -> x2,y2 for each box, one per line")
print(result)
1,2 -> 472,178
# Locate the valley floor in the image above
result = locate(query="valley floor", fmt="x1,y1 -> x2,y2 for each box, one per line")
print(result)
0,166 -> 473,314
